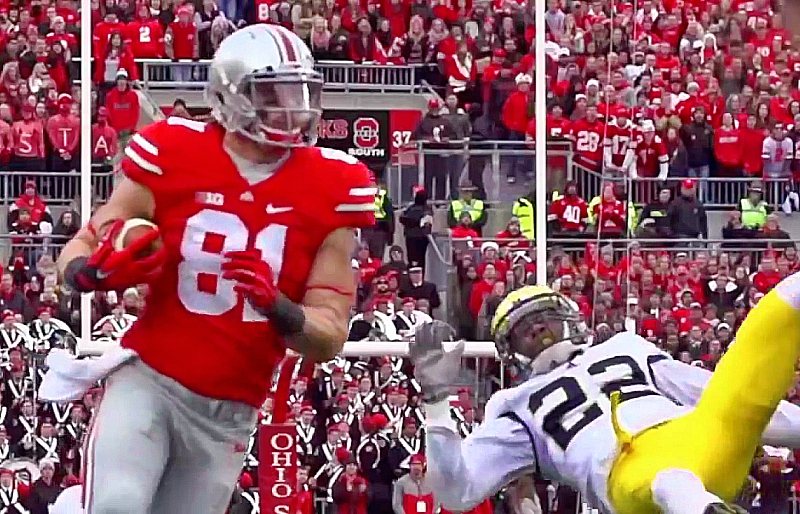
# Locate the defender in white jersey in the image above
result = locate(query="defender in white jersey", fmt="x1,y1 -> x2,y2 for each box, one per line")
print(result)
411,283 -> 800,514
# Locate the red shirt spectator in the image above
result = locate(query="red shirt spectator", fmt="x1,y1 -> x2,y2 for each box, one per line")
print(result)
549,183 -> 589,233
569,106 -> 605,170
592,184 -> 626,237
105,71 -> 140,133
45,94 -> 79,160
714,115 -> 743,171
753,255 -> 782,293
167,7 -> 198,59
93,13 -> 125,58
636,121 -> 669,179
45,18 -> 77,53
502,77 -> 531,134
94,31 -> 139,84
740,115 -> 767,175
11,106 -> 45,159
381,0 -> 409,38
495,218 -> 530,251
444,43 -> 477,95
0,118 -> 11,164
92,107 -> 119,162
10,180 -> 50,225
349,18 -> 377,63
127,5 -> 165,59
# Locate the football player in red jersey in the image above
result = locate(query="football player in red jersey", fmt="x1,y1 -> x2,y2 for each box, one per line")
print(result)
54,24 -> 375,513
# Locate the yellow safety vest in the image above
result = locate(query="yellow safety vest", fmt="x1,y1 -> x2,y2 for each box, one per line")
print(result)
450,199 -> 485,223
374,188 -> 388,219
740,198 -> 768,228
512,197 -> 535,240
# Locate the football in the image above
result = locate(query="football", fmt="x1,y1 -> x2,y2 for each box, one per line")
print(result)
113,218 -> 163,259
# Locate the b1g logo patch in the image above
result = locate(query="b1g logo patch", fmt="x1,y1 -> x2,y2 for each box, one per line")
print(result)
353,117 -> 380,149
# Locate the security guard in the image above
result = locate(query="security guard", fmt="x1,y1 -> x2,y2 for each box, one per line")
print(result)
448,182 -> 486,234
738,181 -> 769,229
362,175 -> 394,259
512,193 -> 535,240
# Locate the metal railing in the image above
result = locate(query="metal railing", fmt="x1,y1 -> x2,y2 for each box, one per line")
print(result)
0,234 -> 68,267
393,139 -> 574,205
395,139 -> 792,208
572,165 -> 791,209
0,171 -> 115,205
135,59 -> 436,93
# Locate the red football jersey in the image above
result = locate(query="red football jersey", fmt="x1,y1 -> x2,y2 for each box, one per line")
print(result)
549,196 -> 588,232
120,117 -> 375,407
603,122 -> 637,169
569,118 -> 605,169
254,0 -> 273,22
635,134 -> 669,178
127,20 -> 165,58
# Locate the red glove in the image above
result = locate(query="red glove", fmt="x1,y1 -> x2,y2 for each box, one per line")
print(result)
221,250 -> 280,313
222,250 -> 306,335
64,219 -> 167,292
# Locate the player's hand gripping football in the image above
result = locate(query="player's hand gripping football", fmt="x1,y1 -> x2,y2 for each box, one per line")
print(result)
410,321 -> 465,403
65,219 -> 166,292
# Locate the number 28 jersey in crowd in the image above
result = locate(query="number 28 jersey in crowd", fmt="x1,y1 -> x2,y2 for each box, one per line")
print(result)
119,117 -> 375,408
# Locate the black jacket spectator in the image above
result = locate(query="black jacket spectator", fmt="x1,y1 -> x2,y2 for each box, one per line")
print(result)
667,192 -> 708,239
28,475 -> 62,514
637,189 -> 673,237
679,116 -> 715,168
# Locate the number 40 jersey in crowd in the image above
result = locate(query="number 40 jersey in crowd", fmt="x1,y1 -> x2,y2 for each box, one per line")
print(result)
427,332 -> 800,513
119,117 -> 375,408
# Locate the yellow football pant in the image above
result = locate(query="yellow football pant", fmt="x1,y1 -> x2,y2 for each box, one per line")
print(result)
607,291 -> 800,514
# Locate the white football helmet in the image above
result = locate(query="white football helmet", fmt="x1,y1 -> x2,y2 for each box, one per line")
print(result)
206,24 -> 323,148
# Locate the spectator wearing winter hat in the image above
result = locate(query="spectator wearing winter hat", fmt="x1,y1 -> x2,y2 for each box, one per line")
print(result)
45,94 -> 79,173
667,179 -> 708,241
166,5 -> 199,81
392,454 -> 434,514
28,458 -> 61,513
104,69 -> 139,142
332,449 -> 369,514
91,107 -> 118,171
9,181 -> 51,229
501,73 -> 533,184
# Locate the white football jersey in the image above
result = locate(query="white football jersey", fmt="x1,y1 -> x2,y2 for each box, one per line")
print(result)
425,332 -> 800,514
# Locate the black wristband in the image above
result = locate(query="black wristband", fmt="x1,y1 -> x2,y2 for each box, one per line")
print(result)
63,256 -> 96,293
267,294 -> 306,337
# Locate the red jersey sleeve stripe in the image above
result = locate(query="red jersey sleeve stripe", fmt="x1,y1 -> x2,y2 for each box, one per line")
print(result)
131,133 -> 158,156
124,146 -> 163,175
335,203 -> 376,212
348,187 -> 378,197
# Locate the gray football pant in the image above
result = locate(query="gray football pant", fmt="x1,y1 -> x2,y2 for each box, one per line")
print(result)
83,359 -> 257,514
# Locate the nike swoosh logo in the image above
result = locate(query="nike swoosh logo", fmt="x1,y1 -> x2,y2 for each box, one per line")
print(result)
266,204 -> 293,214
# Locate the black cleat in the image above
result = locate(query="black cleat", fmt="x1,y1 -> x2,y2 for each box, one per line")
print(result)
703,503 -> 748,514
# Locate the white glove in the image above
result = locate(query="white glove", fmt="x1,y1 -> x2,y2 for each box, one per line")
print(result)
409,321 -> 464,403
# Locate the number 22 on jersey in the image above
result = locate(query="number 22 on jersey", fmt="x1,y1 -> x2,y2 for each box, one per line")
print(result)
527,355 -> 663,450
178,209 -> 286,322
